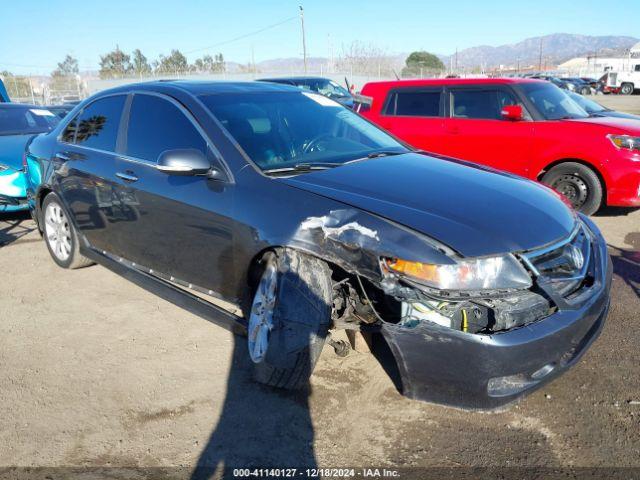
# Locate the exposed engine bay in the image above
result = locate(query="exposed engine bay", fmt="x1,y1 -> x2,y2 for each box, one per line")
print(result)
331,270 -> 553,335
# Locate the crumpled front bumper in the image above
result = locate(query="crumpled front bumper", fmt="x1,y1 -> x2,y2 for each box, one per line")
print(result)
380,219 -> 612,410
0,168 -> 28,212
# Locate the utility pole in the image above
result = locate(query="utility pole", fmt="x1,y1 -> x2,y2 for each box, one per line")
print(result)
251,45 -> 256,75
299,6 -> 307,74
455,47 -> 458,74
538,38 -> 543,71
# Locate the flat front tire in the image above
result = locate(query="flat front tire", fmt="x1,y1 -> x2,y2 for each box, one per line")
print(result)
42,193 -> 94,269
541,162 -> 603,216
248,249 -> 332,390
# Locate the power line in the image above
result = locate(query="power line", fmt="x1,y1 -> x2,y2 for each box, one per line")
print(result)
184,16 -> 297,55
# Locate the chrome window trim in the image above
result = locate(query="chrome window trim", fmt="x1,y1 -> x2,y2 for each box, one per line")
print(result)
125,91 -> 234,183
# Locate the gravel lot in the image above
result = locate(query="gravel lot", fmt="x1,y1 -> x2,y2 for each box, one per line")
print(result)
596,94 -> 640,114
1,206 -> 638,478
1,97 -> 639,478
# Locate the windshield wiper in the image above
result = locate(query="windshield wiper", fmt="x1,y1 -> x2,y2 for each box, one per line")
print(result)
365,150 -> 406,159
263,163 -> 341,175
342,150 -> 408,166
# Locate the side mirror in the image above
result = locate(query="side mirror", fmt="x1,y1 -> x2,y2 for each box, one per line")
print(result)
157,149 -> 211,176
501,105 -> 523,121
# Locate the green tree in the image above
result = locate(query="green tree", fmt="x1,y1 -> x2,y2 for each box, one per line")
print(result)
193,53 -> 225,73
99,46 -> 133,79
52,55 -> 79,77
155,50 -> 190,75
50,55 -> 80,99
132,49 -> 151,76
401,51 -> 445,77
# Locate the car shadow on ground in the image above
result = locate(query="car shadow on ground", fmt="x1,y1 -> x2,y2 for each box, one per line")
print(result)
0,211 -> 36,248
609,245 -> 640,299
190,335 -> 317,480
594,206 -> 639,217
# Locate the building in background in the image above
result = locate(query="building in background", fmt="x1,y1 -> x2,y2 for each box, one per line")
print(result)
559,41 -> 640,77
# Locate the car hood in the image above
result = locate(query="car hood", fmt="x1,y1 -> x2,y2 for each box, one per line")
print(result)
280,153 -> 576,257
0,134 -> 31,170
565,115 -> 640,132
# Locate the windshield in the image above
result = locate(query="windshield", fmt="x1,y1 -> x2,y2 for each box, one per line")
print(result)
201,91 -> 407,171
566,91 -> 607,114
520,82 -> 589,120
0,106 -> 60,136
298,79 -> 351,99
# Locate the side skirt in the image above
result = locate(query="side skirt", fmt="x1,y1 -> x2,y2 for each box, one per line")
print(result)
80,246 -> 247,336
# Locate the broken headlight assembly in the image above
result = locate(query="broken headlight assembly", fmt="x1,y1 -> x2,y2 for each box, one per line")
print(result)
383,254 -> 532,292
381,255 -> 550,334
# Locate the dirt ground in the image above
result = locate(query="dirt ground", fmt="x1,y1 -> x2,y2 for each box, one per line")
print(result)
1,96 -> 640,478
1,204 -> 639,479
596,94 -> 640,114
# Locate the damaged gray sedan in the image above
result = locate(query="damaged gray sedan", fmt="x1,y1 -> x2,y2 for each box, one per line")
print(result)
26,81 -> 612,409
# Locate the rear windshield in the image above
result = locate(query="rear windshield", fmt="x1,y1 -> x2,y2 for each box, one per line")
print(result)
200,91 -> 406,170
0,106 -> 60,136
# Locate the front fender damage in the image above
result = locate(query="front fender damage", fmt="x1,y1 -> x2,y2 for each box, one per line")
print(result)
287,208 -> 455,286
277,208 -> 586,410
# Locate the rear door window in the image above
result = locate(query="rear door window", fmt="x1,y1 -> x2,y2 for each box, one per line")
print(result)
125,94 -> 207,162
449,89 -> 503,119
74,95 -> 126,151
385,90 -> 441,117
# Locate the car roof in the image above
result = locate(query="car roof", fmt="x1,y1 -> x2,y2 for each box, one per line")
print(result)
363,77 -> 546,90
0,103 -> 46,110
96,80 -> 300,98
258,76 -> 332,83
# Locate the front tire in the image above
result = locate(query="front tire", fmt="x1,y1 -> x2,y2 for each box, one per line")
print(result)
541,162 -> 603,216
42,193 -> 94,269
620,83 -> 634,95
248,249 -> 332,390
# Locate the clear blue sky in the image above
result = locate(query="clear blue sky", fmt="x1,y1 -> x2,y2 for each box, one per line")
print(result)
2,0 -> 638,74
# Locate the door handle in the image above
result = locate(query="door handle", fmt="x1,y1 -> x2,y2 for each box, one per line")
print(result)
446,126 -> 460,134
54,152 -> 71,162
116,171 -> 139,183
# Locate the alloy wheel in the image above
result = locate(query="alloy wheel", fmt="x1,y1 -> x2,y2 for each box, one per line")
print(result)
44,201 -> 72,262
248,256 -> 278,363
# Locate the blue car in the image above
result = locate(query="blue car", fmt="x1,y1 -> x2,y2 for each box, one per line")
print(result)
257,76 -> 355,108
0,79 -> 9,102
0,104 -> 59,212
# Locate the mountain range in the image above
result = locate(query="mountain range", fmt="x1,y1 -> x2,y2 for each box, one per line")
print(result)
440,33 -> 639,69
235,33 -> 638,73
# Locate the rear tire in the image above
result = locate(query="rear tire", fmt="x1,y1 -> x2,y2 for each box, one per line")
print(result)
248,249 -> 332,390
620,83 -> 634,95
541,162 -> 603,216
42,192 -> 94,269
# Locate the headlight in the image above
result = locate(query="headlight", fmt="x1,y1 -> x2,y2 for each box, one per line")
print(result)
608,134 -> 640,154
383,254 -> 532,291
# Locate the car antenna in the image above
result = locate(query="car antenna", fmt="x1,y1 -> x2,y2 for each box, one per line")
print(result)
392,69 -> 400,80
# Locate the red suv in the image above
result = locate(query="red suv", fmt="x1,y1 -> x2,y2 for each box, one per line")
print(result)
359,78 -> 640,215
